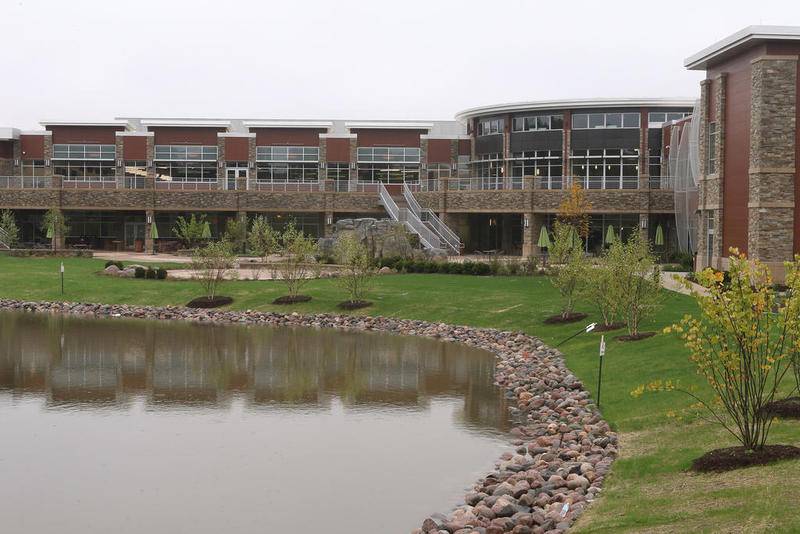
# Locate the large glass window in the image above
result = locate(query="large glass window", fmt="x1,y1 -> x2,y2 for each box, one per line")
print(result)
511,150 -> 563,189
476,118 -> 504,136
570,148 -> 639,189
53,144 -> 116,181
648,112 -> 692,128
356,147 -> 420,183
257,162 -> 318,182
572,112 -> 640,129
154,145 -> 218,182
256,146 -> 319,162
470,153 -> 503,178
648,148 -> 662,188
326,162 -> 349,181
511,114 -> 564,132
22,160 -> 47,177
707,122 -> 718,174
124,160 -> 147,189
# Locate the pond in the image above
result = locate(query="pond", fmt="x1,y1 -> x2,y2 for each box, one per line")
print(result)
0,311 -> 510,534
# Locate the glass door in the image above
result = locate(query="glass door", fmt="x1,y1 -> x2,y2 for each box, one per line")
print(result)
124,222 -> 146,250
225,167 -> 248,190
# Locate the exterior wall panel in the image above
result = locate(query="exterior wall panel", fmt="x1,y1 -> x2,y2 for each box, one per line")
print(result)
353,129 -> 424,148
48,126 -> 124,144
151,127 -> 226,145
252,128 -> 324,146
20,135 -> 45,159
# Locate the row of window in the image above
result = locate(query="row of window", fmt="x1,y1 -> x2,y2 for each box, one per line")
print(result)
154,145 -> 218,161
256,146 -> 319,162
356,147 -> 421,163
256,162 -> 319,182
648,112 -> 692,127
570,149 -> 640,189
572,112 -> 640,129
476,118 -> 504,136
511,115 -> 564,132
53,144 -> 115,160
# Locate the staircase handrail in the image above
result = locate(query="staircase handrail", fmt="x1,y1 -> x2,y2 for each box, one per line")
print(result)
402,183 -> 461,254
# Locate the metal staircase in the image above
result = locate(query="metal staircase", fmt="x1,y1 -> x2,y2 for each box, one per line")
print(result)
0,227 -> 10,250
377,183 -> 461,255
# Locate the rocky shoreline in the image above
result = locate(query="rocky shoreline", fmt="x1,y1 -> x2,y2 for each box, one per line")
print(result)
0,298 -> 617,534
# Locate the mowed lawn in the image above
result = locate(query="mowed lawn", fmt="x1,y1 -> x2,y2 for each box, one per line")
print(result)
2,255 -> 800,532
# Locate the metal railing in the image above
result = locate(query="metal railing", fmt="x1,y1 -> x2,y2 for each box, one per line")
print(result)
61,178 -> 119,189
534,176 -> 568,190
402,183 -> 461,254
0,176 -> 52,189
0,227 -> 10,249
446,177 -> 504,190
378,182 -> 440,250
247,180 -> 325,192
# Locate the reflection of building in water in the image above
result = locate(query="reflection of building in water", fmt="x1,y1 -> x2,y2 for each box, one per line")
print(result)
0,312 -> 508,430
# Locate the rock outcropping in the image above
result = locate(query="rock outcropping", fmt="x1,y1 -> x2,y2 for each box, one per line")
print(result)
318,218 -> 446,260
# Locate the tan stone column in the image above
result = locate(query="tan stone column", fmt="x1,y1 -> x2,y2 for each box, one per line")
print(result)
145,209 -> 154,254
145,135 -> 155,189
747,55 -> 797,280
522,212 -> 536,257
323,210 -> 334,237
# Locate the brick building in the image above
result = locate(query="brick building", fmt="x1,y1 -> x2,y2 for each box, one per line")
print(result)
0,99 -> 695,255
687,26 -> 800,278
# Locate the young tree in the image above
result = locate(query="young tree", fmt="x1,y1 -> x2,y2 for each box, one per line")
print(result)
557,182 -> 592,240
223,216 -> 247,254
618,233 -> 661,338
41,208 -> 69,250
248,215 -> 278,260
0,209 -> 20,248
581,240 -> 626,328
173,214 -> 207,249
191,239 -> 237,301
334,233 -> 375,305
667,251 -> 800,452
549,221 -> 586,320
272,222 -> 319,301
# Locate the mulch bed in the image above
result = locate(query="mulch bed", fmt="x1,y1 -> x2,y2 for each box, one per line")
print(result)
186,296 -> 234,309
272,295 -> 312,305
544,312 -> 588,325
616,332 -> 656,342
763,397 -> 800,418
691,445 -> 800,473
594,322 -> 626,332
337,300 -> 373,310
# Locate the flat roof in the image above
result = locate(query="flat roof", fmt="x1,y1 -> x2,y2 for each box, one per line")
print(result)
243,120 -> 333,129
39,120 -> 130,128
0,128 -> 20,140
685,25 -> 800,70
454,98 -> 696,121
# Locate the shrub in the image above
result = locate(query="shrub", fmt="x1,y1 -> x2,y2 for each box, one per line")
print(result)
145,267 -> 156,279
248,215 -> 278,260
156,267 -> 168,280
505,262 -> 521,276
192,240 -> 237,299
271,222 -> 319,299
617,233 -> 661,337
667,250 -> 800,452
549,221 -> 587,319
334,233 -> 375,303
581,240 -> 625,328
0,210 -> 20,248
104,260 -> 124,269
134,267 -> 145,278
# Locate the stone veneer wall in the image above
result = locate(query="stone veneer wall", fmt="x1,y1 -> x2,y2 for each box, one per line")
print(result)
697,75 -> 726,270
748,56 -> 798,269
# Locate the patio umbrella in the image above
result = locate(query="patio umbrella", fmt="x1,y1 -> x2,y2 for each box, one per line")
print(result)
150,222 -> 159,240
655,224 -> 664,246
202,221 -> 212,239
604,224 -> 616,245
537,226 -> 551,248
569,226 -> 581,249
45,222 -> 53,239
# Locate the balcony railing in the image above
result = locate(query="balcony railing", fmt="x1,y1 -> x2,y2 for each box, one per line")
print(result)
0,176 -> 52,189
61,178 -> 119,190
155,180 -> 218,191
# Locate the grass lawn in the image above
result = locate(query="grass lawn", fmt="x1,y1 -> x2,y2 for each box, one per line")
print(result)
1,255 -> 799,532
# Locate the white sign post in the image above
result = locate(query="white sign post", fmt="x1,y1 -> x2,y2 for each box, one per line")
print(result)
60,262 -> 64,295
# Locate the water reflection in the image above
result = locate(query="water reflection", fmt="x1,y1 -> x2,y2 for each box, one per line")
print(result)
0,311 -> 508,431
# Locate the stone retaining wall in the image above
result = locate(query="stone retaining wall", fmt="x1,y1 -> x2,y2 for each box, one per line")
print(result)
0,299 -> 617,534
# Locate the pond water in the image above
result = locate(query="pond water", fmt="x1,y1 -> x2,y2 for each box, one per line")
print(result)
0,311 -> 509,534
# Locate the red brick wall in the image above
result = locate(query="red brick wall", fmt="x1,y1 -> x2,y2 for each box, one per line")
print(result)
252,128 -> 324,146
151,127 -> 225,145
353,129 -> 424,148
48,126 -> 124,144
326,138 -> 351,162
225,137 -> 250,160
427,139 -> 453,163
122,137 -> 147,160
20,135 -> 45,158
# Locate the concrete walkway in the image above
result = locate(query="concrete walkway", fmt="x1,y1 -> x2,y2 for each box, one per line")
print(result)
95,251 -> 192,264
660,271 -> 708,296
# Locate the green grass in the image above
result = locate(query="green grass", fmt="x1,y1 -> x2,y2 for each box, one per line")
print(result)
1,255 -> 799,532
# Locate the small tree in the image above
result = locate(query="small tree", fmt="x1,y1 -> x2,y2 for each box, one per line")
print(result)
0,209 -> 20,248
248,215 -> 278,260
335,233 -> 375,305
272,222 -> 319,301
667,250 -> 800,452
581,241 -> 626,328
223,217 -> 247,254
191,239 -> 237,301
618,233 -> 661,337
173,214 -> 207,249
557,182 -> 592,240
549,221 -> 586,320
41,208 -> 69,249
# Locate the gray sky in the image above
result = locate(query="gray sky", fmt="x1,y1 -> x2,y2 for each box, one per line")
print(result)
2,0 -> 799,129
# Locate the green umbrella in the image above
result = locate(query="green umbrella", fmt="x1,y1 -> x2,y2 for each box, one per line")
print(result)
45,222 -> 54,239
569,226 -> 581,249
604,224 -> 616,245
655,224 -> 664,246
537,226 -> 551,248
202,221 -> 212,239
151,222 -> 159,240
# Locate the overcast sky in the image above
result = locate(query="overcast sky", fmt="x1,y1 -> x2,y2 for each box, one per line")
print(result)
1,0 -> 799,129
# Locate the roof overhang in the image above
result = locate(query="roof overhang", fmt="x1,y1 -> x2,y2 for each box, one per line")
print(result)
454,98 -> 696,121
139,119 -> 231,128
684,25 -> 800,70
243,120 -> 332,129
40,120 -> 130,129
0,128 -> 20,140
345,121 -> 433,130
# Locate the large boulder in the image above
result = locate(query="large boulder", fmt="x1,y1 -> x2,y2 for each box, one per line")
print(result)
317,218 -> 421,260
